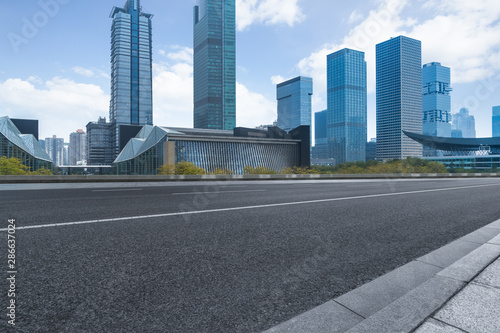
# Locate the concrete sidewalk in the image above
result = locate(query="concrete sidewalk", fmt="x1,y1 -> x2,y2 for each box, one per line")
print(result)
264,219 -> 500,333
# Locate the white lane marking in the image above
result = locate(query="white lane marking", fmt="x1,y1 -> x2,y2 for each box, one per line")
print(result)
172,189 -> 265,196
92,189 -> 143,192
2,183 -> 499,232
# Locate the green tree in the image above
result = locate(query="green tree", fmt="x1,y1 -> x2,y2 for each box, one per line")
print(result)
31,167 -> 53,175
211,168 -> 234,175
0,157 -> 30,175
158,162 -> 207,175
243,166 -> 278,174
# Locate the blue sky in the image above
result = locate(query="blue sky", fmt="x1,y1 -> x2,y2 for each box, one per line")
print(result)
1,0 -> 500,142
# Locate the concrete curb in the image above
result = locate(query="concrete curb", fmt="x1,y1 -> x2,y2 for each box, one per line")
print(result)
1,173 -> 500,183
263,219 -> 500,333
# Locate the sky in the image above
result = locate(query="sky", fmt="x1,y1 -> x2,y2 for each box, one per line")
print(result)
1,0 -> 500,142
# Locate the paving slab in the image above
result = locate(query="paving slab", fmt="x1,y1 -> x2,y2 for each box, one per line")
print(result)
474,257 -> 500,289
486,219 -> 500,230
416,239 -> 481,269
262,300 -> 363,333
344,275 -> 464,333
414,318 -> 465,333
459,226 -> 500,244
437,243 -> 500,282
434,283 -> 500,333
334,260 -> 441,318
487,233 -> 500,245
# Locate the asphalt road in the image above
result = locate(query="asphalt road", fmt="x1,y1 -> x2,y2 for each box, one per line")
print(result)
1,178 -> 500,332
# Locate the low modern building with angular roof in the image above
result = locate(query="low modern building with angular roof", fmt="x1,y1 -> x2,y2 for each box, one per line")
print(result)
0,116 -> 53,171
404,131 -> 500,169
114,125 -> 310,175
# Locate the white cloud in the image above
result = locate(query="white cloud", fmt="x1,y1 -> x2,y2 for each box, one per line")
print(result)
236,82 -> 276,127
348,10 -> 364,24
236,0 -> 305,31
295,0 -> 500,114
270,75 -> 286,85
0,77 -> 108,140
72,66 -> 95,77
153,61 -> 194,128
153,45 -> 276,129
165,46 -> 194,65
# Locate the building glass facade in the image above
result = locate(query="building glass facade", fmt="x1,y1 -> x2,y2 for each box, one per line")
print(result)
69,130 -> 87,165
276,76 -> 313,133
44,135 -> 65,166
0,117 -> 53,171
114,126 -> 304,175
327,49 -> 367,164
422,62 -> 452,156
110,0 -> 153,157
86,118 -> 114,165
493,106 -> 500,137
452,108 -> 476,138
376,36 -> 422,160
193,0 -> 236,130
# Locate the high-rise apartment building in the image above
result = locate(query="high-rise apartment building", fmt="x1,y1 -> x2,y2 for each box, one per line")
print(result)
452,108 -> 476,138
422,62 -> 452,156
69,129 -> 87,165
312,110 -> 328,160
276,76 -> 313,133
376,36 -> 422,160
45,135 -> 65,166
109,0 -> 153,156
493,106 -> 500,137
86,117 -> 114,165
327,48 -> 367,164
193,0 -> 236,130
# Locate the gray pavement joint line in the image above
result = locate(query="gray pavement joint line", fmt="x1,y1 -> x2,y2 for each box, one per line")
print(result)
332,300 -> 367,320
413,317 -> 470,333
411,253 -> 500,333
409,283 -> 469,333
1,183 -> 500,232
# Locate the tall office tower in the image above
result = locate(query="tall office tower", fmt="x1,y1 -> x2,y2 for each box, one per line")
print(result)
69,129 -> 87,165
44,135 -> 65,166
422,62 -> 452,156
109,0 -> 153,157
276,76 -> 313,133
193,0 -> 236,130
312,109 -> 328,159
86,117 -> 114,165
493,106 -> 500,137
376,36 -> 422,160
327,49 -> 367,164
451,108 -> 476,138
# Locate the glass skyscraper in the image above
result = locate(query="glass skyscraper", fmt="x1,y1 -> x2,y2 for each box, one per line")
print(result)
376,36 -> 422,160
452,108 -> 476,138
327,49 -> 367,164
276,76 -> 313,133
193,0 -> 236,130
109,0 -> 153,156
493,106 -> 500,137
422,62 -> 452,156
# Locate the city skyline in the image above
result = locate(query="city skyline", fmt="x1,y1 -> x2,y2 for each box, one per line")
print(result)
1,1 -> 500,142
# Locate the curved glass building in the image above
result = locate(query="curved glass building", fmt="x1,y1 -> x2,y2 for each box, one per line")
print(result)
0,117 -> 53,171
